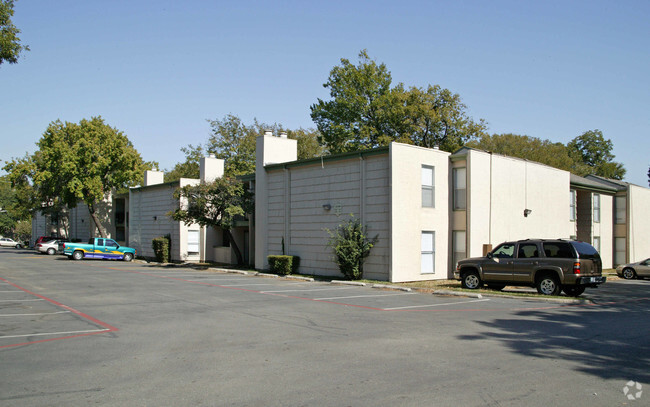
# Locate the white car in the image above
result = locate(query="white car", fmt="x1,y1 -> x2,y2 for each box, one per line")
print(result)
0,237 -> 23,248
36,239 -> 63,255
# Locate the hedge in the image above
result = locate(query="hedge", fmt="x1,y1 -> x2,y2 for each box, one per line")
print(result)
152,235 -> 171,263
268,255 -> 300,275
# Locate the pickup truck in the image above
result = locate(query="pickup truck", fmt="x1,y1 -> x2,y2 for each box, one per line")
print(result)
64,238 -> 136,262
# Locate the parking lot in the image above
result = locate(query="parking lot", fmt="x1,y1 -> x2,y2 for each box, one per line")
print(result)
2,248 -> 649,406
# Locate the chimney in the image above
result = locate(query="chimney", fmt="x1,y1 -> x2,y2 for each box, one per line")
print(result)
200,155 -> 225,182
144,170 -> 165,186
279,131 -> 288,139
264,130 -> 273,137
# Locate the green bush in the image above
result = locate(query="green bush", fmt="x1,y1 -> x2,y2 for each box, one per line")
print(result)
326,217 -> 378,280
152,236 -> 170,263
268,255 -> 299,275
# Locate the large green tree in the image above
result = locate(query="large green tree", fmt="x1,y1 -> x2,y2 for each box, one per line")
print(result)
310,50 -> 486,154
467,133 -> 576,171
164,144 -> 203,182
568,130 -> 625,179
171,177 -> 253,265
4,117 -> 154,238
0,0 -> 29,66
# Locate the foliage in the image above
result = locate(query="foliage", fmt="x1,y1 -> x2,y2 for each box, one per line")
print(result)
164,144 -> 203,182
0,0 -> 29,66
152,235 -> 171,263
3,117 -> 154,238
310,50 -> 486,154
567,130 -> 625,179
171,177 -> 253,265
326,216 -> 378,280
12,218 -> 30,242
286,128 -> 327,160
267,255 -> 300,275
467,133 -> 576,171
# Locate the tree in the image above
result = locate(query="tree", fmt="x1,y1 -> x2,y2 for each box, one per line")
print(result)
205,114 -> 259,176
310,50 -> 486,154
171,177 -> 253,265
0,0 -> 29,66
286,128 -> 327,159
164,144 -> 203,182
568,130 -> 625,179
326,216 -> 378,280
467,133 -> 576,171
4,117 -> 153,238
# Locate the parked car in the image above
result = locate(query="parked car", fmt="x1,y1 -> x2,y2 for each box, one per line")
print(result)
0,237 -> 23,248
36,239 -> 67,255
454,239 -> 605,296
63,237 -> 136,261
616,258 -> 650,280
35,236 -> 61,247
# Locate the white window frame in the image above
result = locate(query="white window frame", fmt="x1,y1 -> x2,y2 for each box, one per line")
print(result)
187,229 -> 200,255
615,196 -> 626,224
421,231 -> 435,274
569,190 -> 576,221
593,194 -> 600,223
453,167 -> 466,210
421,165 -> 435,208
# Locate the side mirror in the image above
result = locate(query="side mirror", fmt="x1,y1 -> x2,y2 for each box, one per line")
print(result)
486,252 -> 493,259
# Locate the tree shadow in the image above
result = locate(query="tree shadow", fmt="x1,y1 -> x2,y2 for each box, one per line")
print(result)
457,290 -> 650,383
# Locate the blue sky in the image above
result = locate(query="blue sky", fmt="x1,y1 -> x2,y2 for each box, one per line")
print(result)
1,0 -> 648,186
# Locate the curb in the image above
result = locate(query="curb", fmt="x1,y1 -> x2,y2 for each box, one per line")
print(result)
285,275 -> 315,282
331,280 -> 367,286
433,289 -> 483,299
372,284 -> 412,292
255,272 -> 279,278
209,267 -> 249,275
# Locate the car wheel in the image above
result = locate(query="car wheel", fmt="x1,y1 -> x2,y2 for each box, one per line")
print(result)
123,252 -> 133,262
72,251 -> 84,260
461,271 -> 482,289
46,248 -> 56,255
15,243 -> 22,249
536,274 -> 561,296
622,268 -> 636,280
563,286 -> 585,297
486,283 -> 506,291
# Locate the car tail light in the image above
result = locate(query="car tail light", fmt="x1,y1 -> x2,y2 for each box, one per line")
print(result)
573,262 -> 581,274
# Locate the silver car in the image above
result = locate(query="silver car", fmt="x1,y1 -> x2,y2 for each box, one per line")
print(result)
617,258 -> 650,279
36,239 -> 63,255
0,237 -> 22,248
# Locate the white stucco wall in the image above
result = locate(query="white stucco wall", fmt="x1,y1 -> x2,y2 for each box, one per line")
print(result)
461,149 -> 573,257
390,143 -> 450,282
629,184 -> 650,262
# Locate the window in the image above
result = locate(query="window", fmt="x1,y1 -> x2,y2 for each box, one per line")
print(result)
452,231 -> 466,266
421,166 -> 435,208
421,232 -> 435,274
542,242 -> 574,258
517,243 -> 539,258
592,236 -> 600,253
187,230 -> 200,254
491,244 -> 514,258
593,194 -> 600,223
569,190 -> 576,221
105,239 -> 118,248
453,167 -> 466,210
615,196 -> 626,224
615,237 -> 626,266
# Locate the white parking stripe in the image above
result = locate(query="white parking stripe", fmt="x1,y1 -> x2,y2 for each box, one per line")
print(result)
261,287 -> 359,293
0,311 -> 71,317
0,328 -> 111,340
0,299 -> 45,302
219,282 -> 307,287
382,298 -> 490,310
315,292 -> 417,300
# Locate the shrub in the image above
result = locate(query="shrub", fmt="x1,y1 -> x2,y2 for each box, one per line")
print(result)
326,217 -> 378,280
268,255 -> 299,275
152,236 -> 171,263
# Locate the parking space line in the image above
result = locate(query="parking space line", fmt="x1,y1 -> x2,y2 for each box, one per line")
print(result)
261,287 -> 359,293
0,311 -> 71,317
0,328 -> 110,340
0,298 -> 45,302
315,292 -> 417,300
219,282 -> 307,287
382,298 -> 490,310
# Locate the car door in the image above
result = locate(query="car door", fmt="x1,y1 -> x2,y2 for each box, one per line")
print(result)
637,259 -> 650,278
103,239 -> 120,259
512,242 -> 540,283
482,243 -> 515,282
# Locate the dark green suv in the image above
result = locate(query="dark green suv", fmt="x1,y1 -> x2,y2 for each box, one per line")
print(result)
454,239 -> 605,296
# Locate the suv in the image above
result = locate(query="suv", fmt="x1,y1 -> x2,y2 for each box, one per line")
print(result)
454,239 -> 605,296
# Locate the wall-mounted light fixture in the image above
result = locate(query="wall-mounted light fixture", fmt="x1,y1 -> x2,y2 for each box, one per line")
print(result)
153,216 -> 157,221
523,209 -> 532,217
322,204 -> 332,211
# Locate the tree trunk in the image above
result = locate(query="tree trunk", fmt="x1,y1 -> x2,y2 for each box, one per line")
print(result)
227,229 -> 244,265
88,203 -> 107,238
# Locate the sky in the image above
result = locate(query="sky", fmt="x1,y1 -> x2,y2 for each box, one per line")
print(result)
1,0 -> 648,186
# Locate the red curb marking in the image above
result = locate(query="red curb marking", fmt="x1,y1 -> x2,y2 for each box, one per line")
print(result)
0,277 -> 118,349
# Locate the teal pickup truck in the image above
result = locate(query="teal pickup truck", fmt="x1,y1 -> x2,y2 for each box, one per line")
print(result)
63,238 -> 136,262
